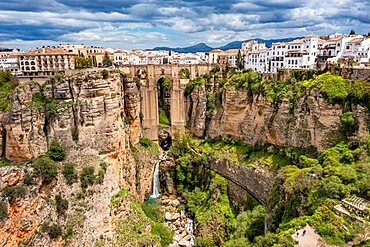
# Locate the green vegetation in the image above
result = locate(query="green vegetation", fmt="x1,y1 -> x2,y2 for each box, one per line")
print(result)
47,140 -> 66,161
55,194 -> 69,215
0,200 -> 8,221
45,224 -> 63,239
159,108 -> 171,126
137,136 -> 160,155
63,227 -> 74,240
32,156 -> 58,184
179,68 -> 190,79
101,69 -> 109,79
23,173 -> 34,185
63,163 -> 78,185
111,190 -> 172,246
75,56 -> 93,69
102,52 -> 113,67
0,158 -> 11,168
169,131 -> 369,246
2,185 -> 27,203
0,69 -> 17,111
80,166 -> 95,190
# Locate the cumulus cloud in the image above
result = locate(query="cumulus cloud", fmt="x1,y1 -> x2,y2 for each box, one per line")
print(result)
0,0 -> 369,50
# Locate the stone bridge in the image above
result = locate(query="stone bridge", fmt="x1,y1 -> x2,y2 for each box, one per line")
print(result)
209,159 -> 273,205
120,64 -> 215,141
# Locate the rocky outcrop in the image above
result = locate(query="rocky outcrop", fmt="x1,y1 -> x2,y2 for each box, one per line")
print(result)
0,72 -> 156,246
186,85 -> 369,151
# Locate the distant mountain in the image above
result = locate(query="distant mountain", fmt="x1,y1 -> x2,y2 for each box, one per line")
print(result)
149,37 -> 302,53
150,43 -> 213,53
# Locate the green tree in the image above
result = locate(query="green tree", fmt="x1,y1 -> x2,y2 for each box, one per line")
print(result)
350,29 -> 356,35
2,185 -> 27,203
80,166 -> 95,189
55,194 -> 68,215
33,156 -> 58,184
0,200 -> 8,220
63,163 -> 78,185
47,140 -> 66,161
75,55 -> 93,68
102,52 -> 113,67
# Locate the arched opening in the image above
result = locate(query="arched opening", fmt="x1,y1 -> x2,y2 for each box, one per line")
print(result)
157,77 -> 171,128
179,68 -> 190,79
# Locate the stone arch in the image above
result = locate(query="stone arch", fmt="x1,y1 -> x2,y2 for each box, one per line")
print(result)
30,61 -> 35,65
179,68 -> 190,79
25,61 -> 29,65
157,76 -> 172,127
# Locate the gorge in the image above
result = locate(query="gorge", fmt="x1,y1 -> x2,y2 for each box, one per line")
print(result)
0,66 -> 369,246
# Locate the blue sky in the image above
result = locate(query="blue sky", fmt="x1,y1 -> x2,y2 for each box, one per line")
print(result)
0,0 -> 369,50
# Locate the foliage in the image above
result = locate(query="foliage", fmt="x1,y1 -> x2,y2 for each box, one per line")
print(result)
101,69 -> 109,79
32,156 -> 58,184
340,111 -> 359,137
110,189 -> 128,207
113,199 -> 161,246
47,140 -> 66,161
302,72 -> 350,103
63,163 -> 78,185
63,227 -> 74,240
0,200 -> 8,221
179,68 -> 190,79
184,76 -> 206,96
55,194 -> 69,215
142,202 -> 164,223
80,166 -> 95,189
0,158 -> 11,168
71,127 -> 79,141
23,173 -> 34,185
0,69 -> 17,111
102,52 -> 113,67
47,224 -> 63,239
151,222 -> 173,247
31,90 -> 57,123
75,56 -> 93,69
159,107 -> 171,126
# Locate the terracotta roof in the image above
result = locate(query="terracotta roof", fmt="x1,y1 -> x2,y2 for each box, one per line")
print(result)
289,39 -> 304,44
21,47 -> 75,56
209,49 -> 223,53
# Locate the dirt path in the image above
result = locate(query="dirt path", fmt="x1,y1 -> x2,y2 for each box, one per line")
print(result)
292,225 -> 325,247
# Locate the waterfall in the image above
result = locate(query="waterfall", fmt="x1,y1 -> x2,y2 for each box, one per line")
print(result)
150,161 -> 161,199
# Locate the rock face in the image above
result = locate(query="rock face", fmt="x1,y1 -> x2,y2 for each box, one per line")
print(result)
0,72 -> 155,246
186,85 -> 369,151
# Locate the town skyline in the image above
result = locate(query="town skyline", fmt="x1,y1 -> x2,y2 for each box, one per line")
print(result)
0,0 -> 369,50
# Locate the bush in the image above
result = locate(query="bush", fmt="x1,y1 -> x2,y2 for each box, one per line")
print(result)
142,202 -> 164,223
95,169 -> 105,184
2,185 -> 27,203
151,222 -> 173,247
340,111 -> 359,137
80,166 -> 95,189
71,127 -> 79,141
0,200 -> 8,220
101,69 -> 109,79
55,194 -> 69,215
47,140 -> 66,161
33,156 -> 58,184
23,173 -> 34,185
139,137 -> 154,148
63,227 -> 74,240
63,163 -> 78,185
47,224 -> 62,239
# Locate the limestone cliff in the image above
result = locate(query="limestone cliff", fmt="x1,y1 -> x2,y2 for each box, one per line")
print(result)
186,83 -> 369,151
0,72 -> 157,246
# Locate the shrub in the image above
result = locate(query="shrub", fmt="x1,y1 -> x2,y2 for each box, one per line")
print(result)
55,194 -> 69,215
47,140 -> 66,161
23,173 -> 34,186
340,111 -> 359,137
80,166 -> 95,189
139,137 -> 154,148
100,162 -> 108,172
151,222 -> 173,247
0,69 -> 17,111
71,127 -> 79,142
47,224 -> 62,239
142,202 -> 164,223
0,200 -> 8,220
3,185 -> 27,203
63,227 -> 74,240
33,156 -> 58,184
63,163 -> 78,185
101,69 -> 109,79
95,169 -> 105,184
